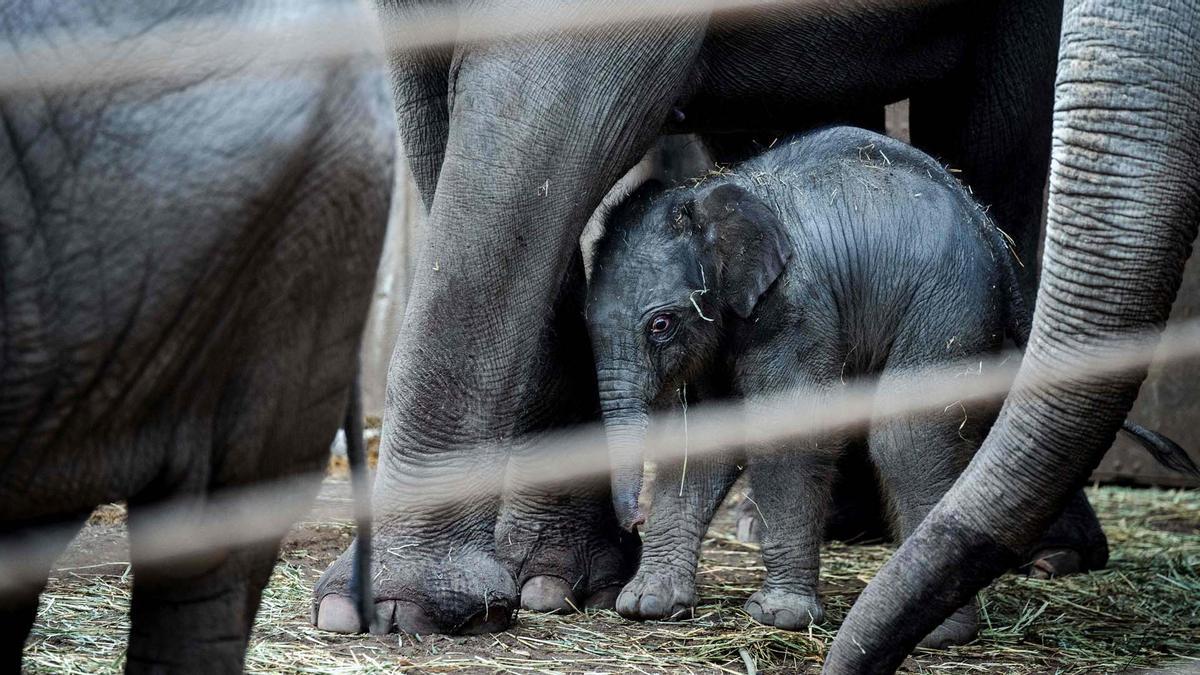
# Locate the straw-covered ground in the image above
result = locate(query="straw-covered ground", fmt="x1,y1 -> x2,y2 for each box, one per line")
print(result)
25,480 -> 1200,674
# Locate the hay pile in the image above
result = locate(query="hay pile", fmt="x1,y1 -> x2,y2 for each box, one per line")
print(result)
25,486 -> 1199,674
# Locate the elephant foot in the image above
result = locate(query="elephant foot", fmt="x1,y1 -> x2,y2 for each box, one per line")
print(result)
917,601 -> 979,649
1026,547 -> 1084,579
497,488 -> 641,615
744,586 -> 824,630
615,567 -> 698,620
1022,489 -> 1108,578
312,541 -> 517,635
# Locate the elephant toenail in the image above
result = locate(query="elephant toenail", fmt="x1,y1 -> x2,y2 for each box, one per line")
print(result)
775,609 -> 798,629
640,594 -> 663,617
520,575 -> 577,614
457,604 -> 514,635
371,601 -> 396,635
392,600 -> 442,635
315,594 -> 362,633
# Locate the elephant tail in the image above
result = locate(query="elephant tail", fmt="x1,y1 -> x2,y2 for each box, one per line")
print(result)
990,221 -> 1200,479
1119,421 -> 1200,478
344,367 -> 375,632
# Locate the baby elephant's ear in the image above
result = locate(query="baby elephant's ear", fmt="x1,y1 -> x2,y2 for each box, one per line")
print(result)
696,184 -> 793,319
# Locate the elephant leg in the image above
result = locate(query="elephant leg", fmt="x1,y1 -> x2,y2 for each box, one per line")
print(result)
735,440 -> 888,546
736,353 -> 842,629
314,16 -> 708,635
496,253 -> 640,614
125,403 -> 330,672
125,532 -> 280,674
379,0 -> 451,209
615,450 -> 743,621
824,440 -> 890,544
731,484 -> 762,544
868,368 -> 985,650
0,515 -> 86,672
1023,488 -> 1108,578
744,435 -> 839,631
909,0 -> 1062,304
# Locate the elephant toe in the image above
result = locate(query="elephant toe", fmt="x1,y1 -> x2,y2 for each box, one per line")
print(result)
314,594 -> 362,633
637,593 -> 666,617
1027,547 -> 1084,579
744,588 -> 823,630
457,604 -> 514,635
313,540 -> 517,636
388,596 -> 513,635
389,600 -> 441,635
615,571 -> 695,620
520,575 -> 578,613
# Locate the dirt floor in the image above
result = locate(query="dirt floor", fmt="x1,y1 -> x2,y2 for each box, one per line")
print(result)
23,481 -> 1200,674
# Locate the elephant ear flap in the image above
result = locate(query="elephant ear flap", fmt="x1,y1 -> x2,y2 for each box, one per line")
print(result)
696,184 -> 793,320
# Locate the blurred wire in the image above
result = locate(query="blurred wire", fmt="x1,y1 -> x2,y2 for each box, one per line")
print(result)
0,0 -> 913,92
3,316 -> 1197,591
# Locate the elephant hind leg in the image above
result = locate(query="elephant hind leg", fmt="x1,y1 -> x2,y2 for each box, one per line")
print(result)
867,367 -> 987,649
125,539 -> 276,674
735,441 -> 889,546
0,514 -> 86,672
1022,489 -> 1108,578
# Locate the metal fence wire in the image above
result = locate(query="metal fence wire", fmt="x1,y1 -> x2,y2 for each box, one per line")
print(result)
1,0 -> 1197,669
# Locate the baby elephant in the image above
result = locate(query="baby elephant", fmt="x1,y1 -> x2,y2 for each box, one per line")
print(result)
586,125 -> 1030,647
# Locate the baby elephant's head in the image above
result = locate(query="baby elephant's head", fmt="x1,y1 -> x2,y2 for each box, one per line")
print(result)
586,180 -> 792,530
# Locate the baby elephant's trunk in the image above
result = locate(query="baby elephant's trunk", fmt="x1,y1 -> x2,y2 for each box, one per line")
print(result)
599,395 -> 650,532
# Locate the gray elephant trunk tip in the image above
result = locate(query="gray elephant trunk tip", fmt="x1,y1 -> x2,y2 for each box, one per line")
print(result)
616,500 -> 646,533
612,463 -> 646,531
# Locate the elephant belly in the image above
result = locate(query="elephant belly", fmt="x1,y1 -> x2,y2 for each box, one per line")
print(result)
680,0 -> 978,133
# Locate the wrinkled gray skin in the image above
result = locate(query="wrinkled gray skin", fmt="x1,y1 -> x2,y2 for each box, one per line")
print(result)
586,126 -> 1066,647
314,0 -> 1083,635
0,1 -> 394,671
825,1 -> 1200,672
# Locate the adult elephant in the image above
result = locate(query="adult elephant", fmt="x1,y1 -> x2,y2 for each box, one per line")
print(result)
313,0 -> 1077,634
824,0 -> 1200,672
0,0 -> 393,669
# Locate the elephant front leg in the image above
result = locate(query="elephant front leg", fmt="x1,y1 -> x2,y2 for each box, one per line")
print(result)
743,441 -> 839,631
312,15 -> 708,635
496,290 -> 641,615
616,453 -> 743,621
0,514 -> 86,672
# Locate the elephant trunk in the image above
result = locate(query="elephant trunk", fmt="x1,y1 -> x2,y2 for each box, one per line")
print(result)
824,2 -> 1200,672
598,380 -> 651,532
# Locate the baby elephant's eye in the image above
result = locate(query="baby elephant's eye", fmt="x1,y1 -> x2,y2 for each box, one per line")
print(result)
647,313 -> 675,341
